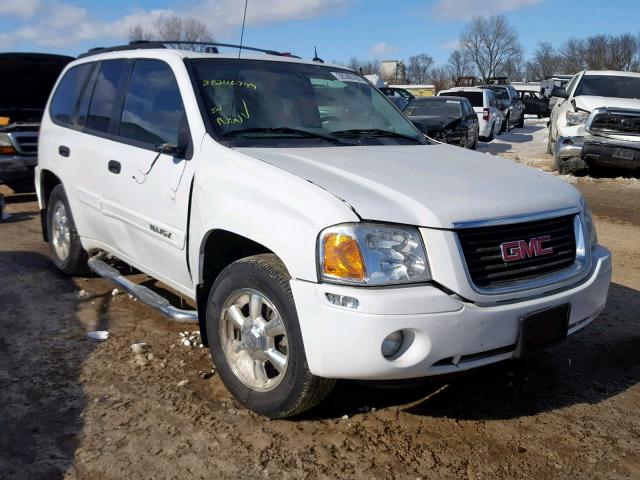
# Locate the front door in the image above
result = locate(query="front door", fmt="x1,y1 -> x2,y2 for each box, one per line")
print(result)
101,59 -> 195,291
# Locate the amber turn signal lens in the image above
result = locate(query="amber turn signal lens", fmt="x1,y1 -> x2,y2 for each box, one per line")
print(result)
0,146 -> 16,155
323,233 -> 366,281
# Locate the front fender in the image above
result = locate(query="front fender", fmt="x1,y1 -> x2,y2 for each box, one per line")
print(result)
188,138 -> 359,287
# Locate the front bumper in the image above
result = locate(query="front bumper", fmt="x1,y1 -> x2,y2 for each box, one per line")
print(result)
291,245 -> 611,380
0,155 -> 37,181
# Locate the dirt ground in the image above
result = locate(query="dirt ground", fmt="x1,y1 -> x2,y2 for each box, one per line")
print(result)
1,123 -> 639,479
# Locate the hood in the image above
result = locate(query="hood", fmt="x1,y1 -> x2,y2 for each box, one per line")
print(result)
574,95 -> 640,112
237,145 -> 581,229
408,115 -> 460,131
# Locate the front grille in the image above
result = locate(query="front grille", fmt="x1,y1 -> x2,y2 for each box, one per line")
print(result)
457,215 -> 576,288
590,111 -> 640,135
11,133 -> 38,155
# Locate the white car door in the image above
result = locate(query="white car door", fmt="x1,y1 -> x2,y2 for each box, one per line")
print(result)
101,58 -> 197,292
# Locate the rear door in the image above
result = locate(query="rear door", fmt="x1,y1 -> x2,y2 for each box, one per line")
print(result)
101,58 -> 195,290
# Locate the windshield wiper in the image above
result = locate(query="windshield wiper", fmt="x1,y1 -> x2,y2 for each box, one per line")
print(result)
330,128 -> 424,143
224,127 -> 348,145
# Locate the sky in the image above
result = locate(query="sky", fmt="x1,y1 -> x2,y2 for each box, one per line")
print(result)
1,0 -> 640,65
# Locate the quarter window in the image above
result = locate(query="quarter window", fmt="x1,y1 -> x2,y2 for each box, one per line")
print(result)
49,63 -> 94,126
86,60 -> 126,133
119,60 -> 186,146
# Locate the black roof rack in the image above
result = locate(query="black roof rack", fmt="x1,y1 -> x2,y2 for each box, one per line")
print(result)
78,40 -> 296,59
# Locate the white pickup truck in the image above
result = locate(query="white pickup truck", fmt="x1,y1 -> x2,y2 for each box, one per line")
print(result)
37,42 -> 611,418
549,70 -> 640,174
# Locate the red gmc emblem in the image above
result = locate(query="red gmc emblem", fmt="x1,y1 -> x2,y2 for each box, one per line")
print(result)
500,235 -> 554,262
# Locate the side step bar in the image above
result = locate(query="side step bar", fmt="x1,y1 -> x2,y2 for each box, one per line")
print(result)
88,255 -> 198,324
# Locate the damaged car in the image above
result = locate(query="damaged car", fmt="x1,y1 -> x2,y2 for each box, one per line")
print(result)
403,96 -> 479,149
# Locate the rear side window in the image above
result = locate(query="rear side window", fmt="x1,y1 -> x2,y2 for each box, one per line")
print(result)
119,60 -> 186,146
49,63 -> 94,126
86,60 -> 126,133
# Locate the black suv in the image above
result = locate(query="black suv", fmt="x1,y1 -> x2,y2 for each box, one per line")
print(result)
0,53 -> 72,192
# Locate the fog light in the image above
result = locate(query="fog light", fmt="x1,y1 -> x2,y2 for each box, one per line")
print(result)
325,293 -> 359,309
381,331 -> 403,358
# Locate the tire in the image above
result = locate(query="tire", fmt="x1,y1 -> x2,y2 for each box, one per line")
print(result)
470,131 -> 478,150
46,184 -> 90,276
206,254 -> 335,418
487,123 -> 496,142
547,128 -> 554,155
501,115 -> 509,133
516,113 -> 525,128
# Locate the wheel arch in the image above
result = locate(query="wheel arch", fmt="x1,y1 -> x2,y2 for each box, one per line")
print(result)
39,169 -> 63,242
196,229 -> 277,346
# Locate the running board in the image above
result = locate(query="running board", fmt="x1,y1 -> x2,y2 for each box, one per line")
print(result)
88,255 -> 198,324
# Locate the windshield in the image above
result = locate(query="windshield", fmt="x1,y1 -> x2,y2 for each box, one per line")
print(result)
441,91 -> 483,107
190,59 -> 425,146
404,99 -> 461,117
574,75 -> 640,99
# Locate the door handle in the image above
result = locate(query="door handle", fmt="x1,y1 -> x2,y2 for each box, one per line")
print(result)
108,160 -> 121,174
58,145 -> 70,157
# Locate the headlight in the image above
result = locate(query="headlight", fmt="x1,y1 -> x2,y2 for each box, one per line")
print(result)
580,198 -> 597,249
566,111 -> 588,126
0,133 -> 16,155
318,223 -> 431,286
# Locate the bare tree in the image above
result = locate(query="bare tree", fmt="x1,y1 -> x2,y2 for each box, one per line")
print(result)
407,54 -> 434,84
584,35 -> 611,70
429,67 -> 450,93
127,15 -> 214,51
525,42 -> 561,80
447,49 -> 474,78
127,24 -> 152,42
346,57 -> 380,76
609,33 -> 639,70
459,15 -> 522,82
558,38 -> 586,74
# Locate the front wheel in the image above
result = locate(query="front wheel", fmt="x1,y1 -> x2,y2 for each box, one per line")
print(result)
47,185 -> 89,275
516,113 -> 525,128
207,254 -> 335,418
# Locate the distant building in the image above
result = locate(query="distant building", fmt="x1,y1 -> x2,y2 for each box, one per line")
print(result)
380,60 -> 407,84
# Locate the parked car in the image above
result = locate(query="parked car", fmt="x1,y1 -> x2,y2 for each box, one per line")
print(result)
519,90 -> 550,118
439,87 -> 503,141
0,53 -> 73,192
403,96 -> 479,149
37,42 -> 611,418
478,84 -> 525,131
549,70 -> 640,174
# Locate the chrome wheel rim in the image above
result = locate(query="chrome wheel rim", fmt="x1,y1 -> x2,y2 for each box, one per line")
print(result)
51,201 -> 71,261
220,288 -> 288,392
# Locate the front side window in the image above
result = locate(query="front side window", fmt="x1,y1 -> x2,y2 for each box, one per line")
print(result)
86,60 -> 126,133
119,60 -> 187,146
50,63 -> 94,126
191,59 -> 425,147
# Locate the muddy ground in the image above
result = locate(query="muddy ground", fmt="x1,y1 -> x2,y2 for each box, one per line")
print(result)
1,123 -> 639,479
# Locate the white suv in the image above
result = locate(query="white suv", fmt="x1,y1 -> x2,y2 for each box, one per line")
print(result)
37,43 -> 611,418
439,87 -> 503,141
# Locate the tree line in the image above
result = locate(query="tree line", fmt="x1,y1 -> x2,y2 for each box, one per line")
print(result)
347,15 -> 640,87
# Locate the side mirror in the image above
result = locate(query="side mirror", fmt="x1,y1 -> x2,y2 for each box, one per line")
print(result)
551,87 -> 568,99
156,142 -> 186,157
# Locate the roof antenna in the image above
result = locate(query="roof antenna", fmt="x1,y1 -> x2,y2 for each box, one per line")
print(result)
312,46 -> 324,63
238,0 -> 248,59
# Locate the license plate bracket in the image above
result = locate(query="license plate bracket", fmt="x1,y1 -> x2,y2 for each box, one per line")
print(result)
513,304 -> 570,359
613,148 -> 635,161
